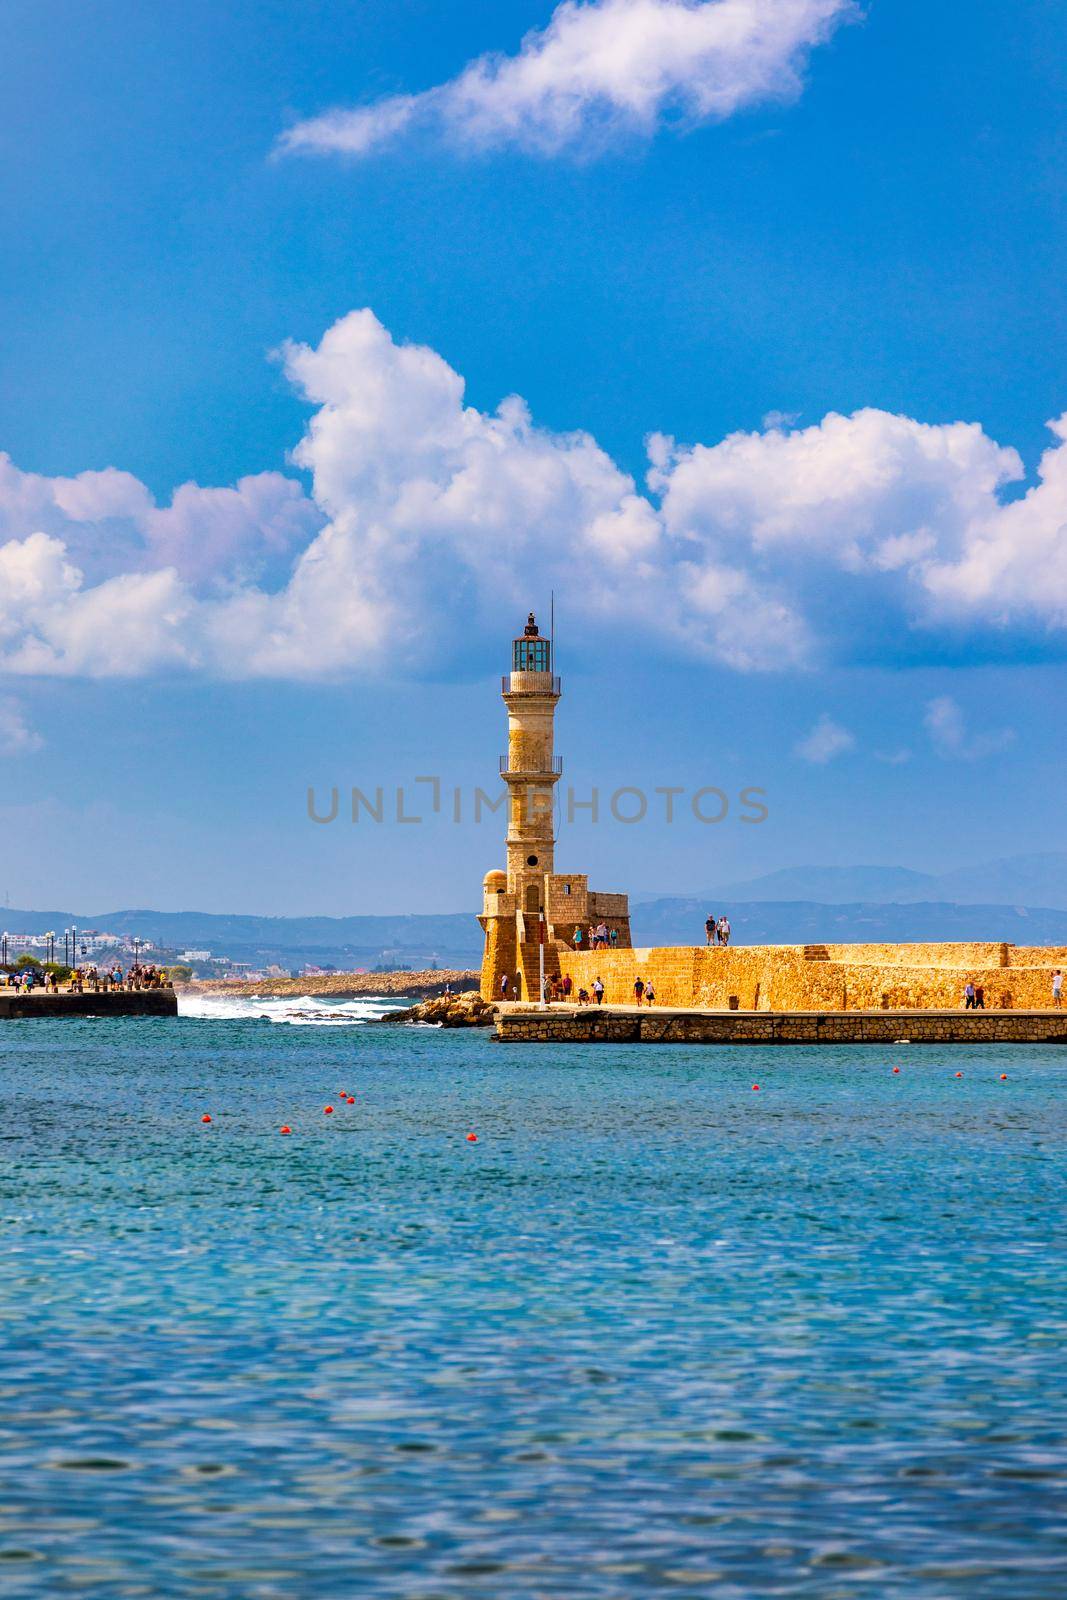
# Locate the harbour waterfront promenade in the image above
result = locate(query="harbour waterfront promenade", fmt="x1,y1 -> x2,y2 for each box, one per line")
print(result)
0,987 -> 177,1020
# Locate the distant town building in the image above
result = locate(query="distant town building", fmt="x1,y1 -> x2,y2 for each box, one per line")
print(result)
73,931 -> 123,954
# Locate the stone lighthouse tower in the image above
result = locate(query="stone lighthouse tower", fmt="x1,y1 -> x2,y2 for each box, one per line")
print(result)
479,612 -> 631,1001
502,612 -> 561,908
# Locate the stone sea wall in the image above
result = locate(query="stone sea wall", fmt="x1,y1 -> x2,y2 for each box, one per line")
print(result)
496,1007 -> 1067,1045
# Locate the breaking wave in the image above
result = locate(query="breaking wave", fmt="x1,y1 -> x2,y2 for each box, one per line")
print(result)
177,992 -> 413,1027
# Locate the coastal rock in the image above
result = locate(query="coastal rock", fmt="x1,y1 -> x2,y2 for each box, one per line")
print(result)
386,990 -> 497,1028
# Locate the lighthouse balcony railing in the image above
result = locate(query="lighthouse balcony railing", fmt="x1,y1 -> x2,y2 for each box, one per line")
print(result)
500,755 -> 564,778
501,674 -> 561,697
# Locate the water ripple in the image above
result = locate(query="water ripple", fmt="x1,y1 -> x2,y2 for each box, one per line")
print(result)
0,1020 -> 1064,1596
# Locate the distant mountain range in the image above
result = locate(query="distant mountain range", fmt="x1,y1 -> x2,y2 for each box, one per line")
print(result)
4,881 -> 1067,972
629,899 -> 1067,948
684,853 -> 1067,911
0,908 -> 483,972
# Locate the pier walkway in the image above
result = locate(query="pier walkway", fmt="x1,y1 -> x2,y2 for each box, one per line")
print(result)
0,988 -> 177,1021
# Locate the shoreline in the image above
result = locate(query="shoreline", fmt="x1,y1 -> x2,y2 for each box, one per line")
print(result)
179,968 -> 479,1001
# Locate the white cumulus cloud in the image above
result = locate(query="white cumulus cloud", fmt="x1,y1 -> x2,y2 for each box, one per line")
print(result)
795,713 -> 854,763
279,0 -> 856,160
2,310 -> 1067,682
923,696 -> 1015,761
0,700 -> 43,756
0,453 -> 322,588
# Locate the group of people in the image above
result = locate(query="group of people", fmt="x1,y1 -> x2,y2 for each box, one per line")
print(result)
498,970 -> 659,1008
963,970 -> 1064,1007
563,972 -> 658,1006
3,962 -> 171,994
573,922 -> 617,951
84,962 -> 169,991
2,968 -> 44,992
704,914 -> 732,946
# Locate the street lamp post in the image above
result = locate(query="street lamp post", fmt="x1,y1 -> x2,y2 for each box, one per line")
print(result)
538,912 -> 547,1010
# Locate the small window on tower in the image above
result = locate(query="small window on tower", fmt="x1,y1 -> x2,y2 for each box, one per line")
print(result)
564,883 -> 571,895
526,854 -> 539,867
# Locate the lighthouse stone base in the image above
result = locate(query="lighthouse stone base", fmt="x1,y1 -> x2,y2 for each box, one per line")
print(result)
479,871 -> 630,1002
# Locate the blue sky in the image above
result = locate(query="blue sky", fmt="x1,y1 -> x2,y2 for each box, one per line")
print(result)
1,0 -> 1065,914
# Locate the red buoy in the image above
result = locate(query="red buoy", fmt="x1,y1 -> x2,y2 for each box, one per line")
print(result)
892,1067 -> 900,1074
346,1096 -> 355,1104
324,1105 -> 334,1115
280,1125 -> 292,1135
1000,1074 -> 1008,1081
955,1072 -> 963,1078
201,1114 -> 212,1123
466,1132 -> 478,1142
752,1084 -> 760,1092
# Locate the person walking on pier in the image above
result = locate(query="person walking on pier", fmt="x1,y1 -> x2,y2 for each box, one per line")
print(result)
592,976 -> 605,1005
633,976 -> 645,1006
964,981 -> 975,1009
705,914 -> 715,945
974,983 -> 985,1009
573,926 -> 583,951
500,972 -> 510,1000
717,916 -> 731,947
644,980 -> 655,1006
1054,969 -> 1063,1006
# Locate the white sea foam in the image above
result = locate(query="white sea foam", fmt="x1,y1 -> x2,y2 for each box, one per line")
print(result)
177,992 -> 412,1027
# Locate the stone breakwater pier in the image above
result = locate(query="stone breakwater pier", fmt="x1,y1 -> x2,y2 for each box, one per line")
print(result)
495,1004 -> 1067,1045
510,941 -> 1067,1012
489,940 -> 1067,1042
0,988 -> 177,1021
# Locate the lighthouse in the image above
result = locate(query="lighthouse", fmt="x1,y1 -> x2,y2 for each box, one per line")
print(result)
502,612 -> 561,904
479,612 -> 631,1001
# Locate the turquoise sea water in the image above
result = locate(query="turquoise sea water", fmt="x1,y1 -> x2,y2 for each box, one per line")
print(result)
1,1005 -> 1065,1597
